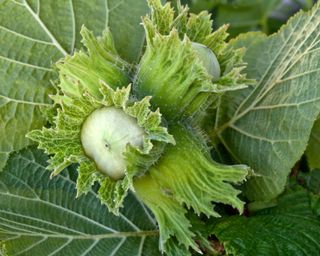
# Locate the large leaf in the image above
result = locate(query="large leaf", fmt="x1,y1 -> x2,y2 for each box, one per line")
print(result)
214,188 -> 320,255
0,147 -> 160,255
214,0 -> 314,37
215,0 -> 280,36
0,0 -> 149,172
214,2 -> 320,201
306,118 -> 320,169
107,0 -> 150,63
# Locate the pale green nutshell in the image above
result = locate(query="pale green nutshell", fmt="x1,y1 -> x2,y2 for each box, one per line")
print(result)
81,106 -> 146,180
28,0 -> 252,255
191,42 -> 221,81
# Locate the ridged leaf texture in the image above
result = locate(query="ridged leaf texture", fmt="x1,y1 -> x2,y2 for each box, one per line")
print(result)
0,147 -> 160,256
214,188 -> 320,255
214,2 -> 320,201
306,118 -> 320,169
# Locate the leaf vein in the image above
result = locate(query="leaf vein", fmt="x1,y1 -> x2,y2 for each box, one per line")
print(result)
0,215 -> 60,235
110,237 -> 126,256
17,155 -> 142,232
79,239 -> 99,256
230,125 -> 299,144
23,0 -> 68,56
0,25 -> 53,45
137,236 -> 146,256
252,97 -> 320,110
47,238 -> 72,256
0,55 -> 53,71
0,208 -> 87,235
226,6 -> 319,131
13,236 -> 48,256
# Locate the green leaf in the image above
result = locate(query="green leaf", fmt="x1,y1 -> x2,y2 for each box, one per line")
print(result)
184,0 -> 219,13
107,0 -> 150,63
311,194 -> 320,218
215,0 -> 280,36
0,147 -> 160,255
213,3 -> 320,201
0,0 -> 149,173
306,118 -> 320,169
297,169 -> 320,194
214,188 -> 320,255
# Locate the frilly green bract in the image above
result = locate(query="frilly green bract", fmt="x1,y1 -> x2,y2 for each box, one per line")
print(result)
27,27 -> 174,215
134,124 -> 249,254
135,0 -> 254,121
27,1 -> 254,254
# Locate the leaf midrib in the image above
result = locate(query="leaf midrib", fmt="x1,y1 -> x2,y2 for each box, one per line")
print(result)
215,4 -> 320,137
1,230 -> 158,239
22,0 -> 68,56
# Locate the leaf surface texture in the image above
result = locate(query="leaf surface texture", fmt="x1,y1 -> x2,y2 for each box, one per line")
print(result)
0,147 -> 160,255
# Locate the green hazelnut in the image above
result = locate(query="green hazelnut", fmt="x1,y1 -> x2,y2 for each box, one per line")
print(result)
81,107 -> 145,180
191,42 -> 221,81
